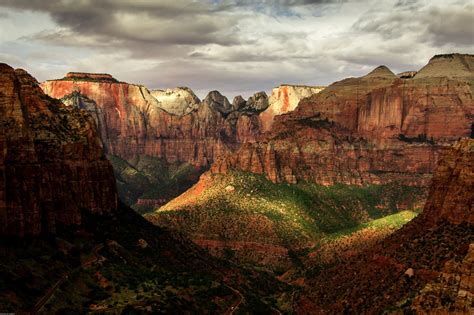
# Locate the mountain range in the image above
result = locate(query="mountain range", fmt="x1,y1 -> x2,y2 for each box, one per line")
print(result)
0,53 -> 472,314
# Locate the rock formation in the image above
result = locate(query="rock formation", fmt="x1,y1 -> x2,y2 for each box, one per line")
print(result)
297,138 -> 474,313
41,74 -> 269,210
259,84 -> 324,132
0,64 -> 117,237
150,87 -> 200,116
212,54 -> 474,186
41,74 -> 268,167
418,138 -> 473,226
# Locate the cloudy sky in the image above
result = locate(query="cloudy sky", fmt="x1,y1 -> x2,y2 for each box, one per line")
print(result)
0,0 -> 472,99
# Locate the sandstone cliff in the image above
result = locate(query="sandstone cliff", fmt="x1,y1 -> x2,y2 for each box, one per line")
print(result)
297,139 -> 474,313
259,84 -> 324,132
418,138 -> 473,226
0,64 -> 117,237
212,54 -> 474,186
150,87 -> 200,116
41,74 -> 267,167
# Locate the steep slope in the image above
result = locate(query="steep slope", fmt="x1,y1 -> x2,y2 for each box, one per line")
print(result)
0,64 -> 117,236
41,74 -> 268,211
148,170 -> 425,270
212,54 -> 474,186
0,64 -> 289,313
297,138 -> 474,314
259,84 -> 325,132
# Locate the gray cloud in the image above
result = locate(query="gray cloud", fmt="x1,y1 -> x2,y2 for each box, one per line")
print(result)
353,3 -> 474,47
0,0 -> 243,47
0,0 -> 472,99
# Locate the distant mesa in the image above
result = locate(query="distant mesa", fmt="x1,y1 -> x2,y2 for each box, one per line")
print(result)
415,53 -> 474,79
63,72 -> 119,83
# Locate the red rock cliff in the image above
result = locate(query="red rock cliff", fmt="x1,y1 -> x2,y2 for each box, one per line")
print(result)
0,64 -> 117,237
419,138 -> 473,225
212,54 -> 474,186
41,78 -> 266,167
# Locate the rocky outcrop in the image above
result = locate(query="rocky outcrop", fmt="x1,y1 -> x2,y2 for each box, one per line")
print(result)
418,138 -> 473,226
212,54 -> 474,186
297,139 -> 474,313
41,76 -> 268,168
259,84 -> 324,132
150,87 -> 200,116
0,65 -> 117,237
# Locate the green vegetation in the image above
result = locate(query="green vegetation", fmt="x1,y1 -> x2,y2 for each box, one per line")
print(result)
150,171 -> 426,268
108,155 -> 205,214
325,210 -> 418,240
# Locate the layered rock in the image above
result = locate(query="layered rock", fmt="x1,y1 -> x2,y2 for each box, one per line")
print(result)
297,139 -> 474,313
259,84 -> 324,132
41,76 -> 268,168
418,138 -> 473,226
0,65 -> 117,237
212,54 -> 474,186
150,87 -> 200,116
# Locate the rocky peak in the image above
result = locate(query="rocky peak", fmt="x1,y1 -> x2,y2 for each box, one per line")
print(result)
245,91 -> 269,112
415,53 -> 474,79
232,95 -> 246,110
260,84 -> 324,132
363,65 -> 397,78
203,90 -> 233,115
151,87 -> 200,116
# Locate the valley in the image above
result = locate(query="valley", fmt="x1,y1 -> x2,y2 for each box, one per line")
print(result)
0,52 -> 472,313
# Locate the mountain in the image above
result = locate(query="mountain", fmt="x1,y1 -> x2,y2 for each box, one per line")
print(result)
148,54 -> 473,269
0,64 -> 289,313
296,138 -> 474,313
0,64 -> 117,236
211,54 -> 474,186
41,73 -> 269,211
259,84 -> 325,132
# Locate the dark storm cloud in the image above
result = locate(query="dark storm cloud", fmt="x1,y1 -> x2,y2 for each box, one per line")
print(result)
0,0 -> 242,47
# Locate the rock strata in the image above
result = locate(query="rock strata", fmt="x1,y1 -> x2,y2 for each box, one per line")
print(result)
212,54 -> 474,186
41,78 -> 268,168
0,64 -> 117,237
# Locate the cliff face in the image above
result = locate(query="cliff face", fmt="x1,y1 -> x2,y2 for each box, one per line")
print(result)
150,87 -> 200,116
41,74 -> 267,168
0,65 -> 117,237
212,54 -> 474,186
259,84 -> 324,132
298,139 -> 474,314
418,138 -> 473,225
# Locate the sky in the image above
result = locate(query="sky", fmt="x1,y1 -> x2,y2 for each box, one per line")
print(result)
0,0 -> 472,99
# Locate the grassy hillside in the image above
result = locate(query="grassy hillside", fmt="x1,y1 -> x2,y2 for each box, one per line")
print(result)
147,171 -> 426,270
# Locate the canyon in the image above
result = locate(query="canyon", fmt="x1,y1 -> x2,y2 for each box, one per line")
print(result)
0,65 -> 288,313
0,53 -> 472,313
297,138 -> 474,313
149,54 -> 473,270
41,74 -> 322,211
